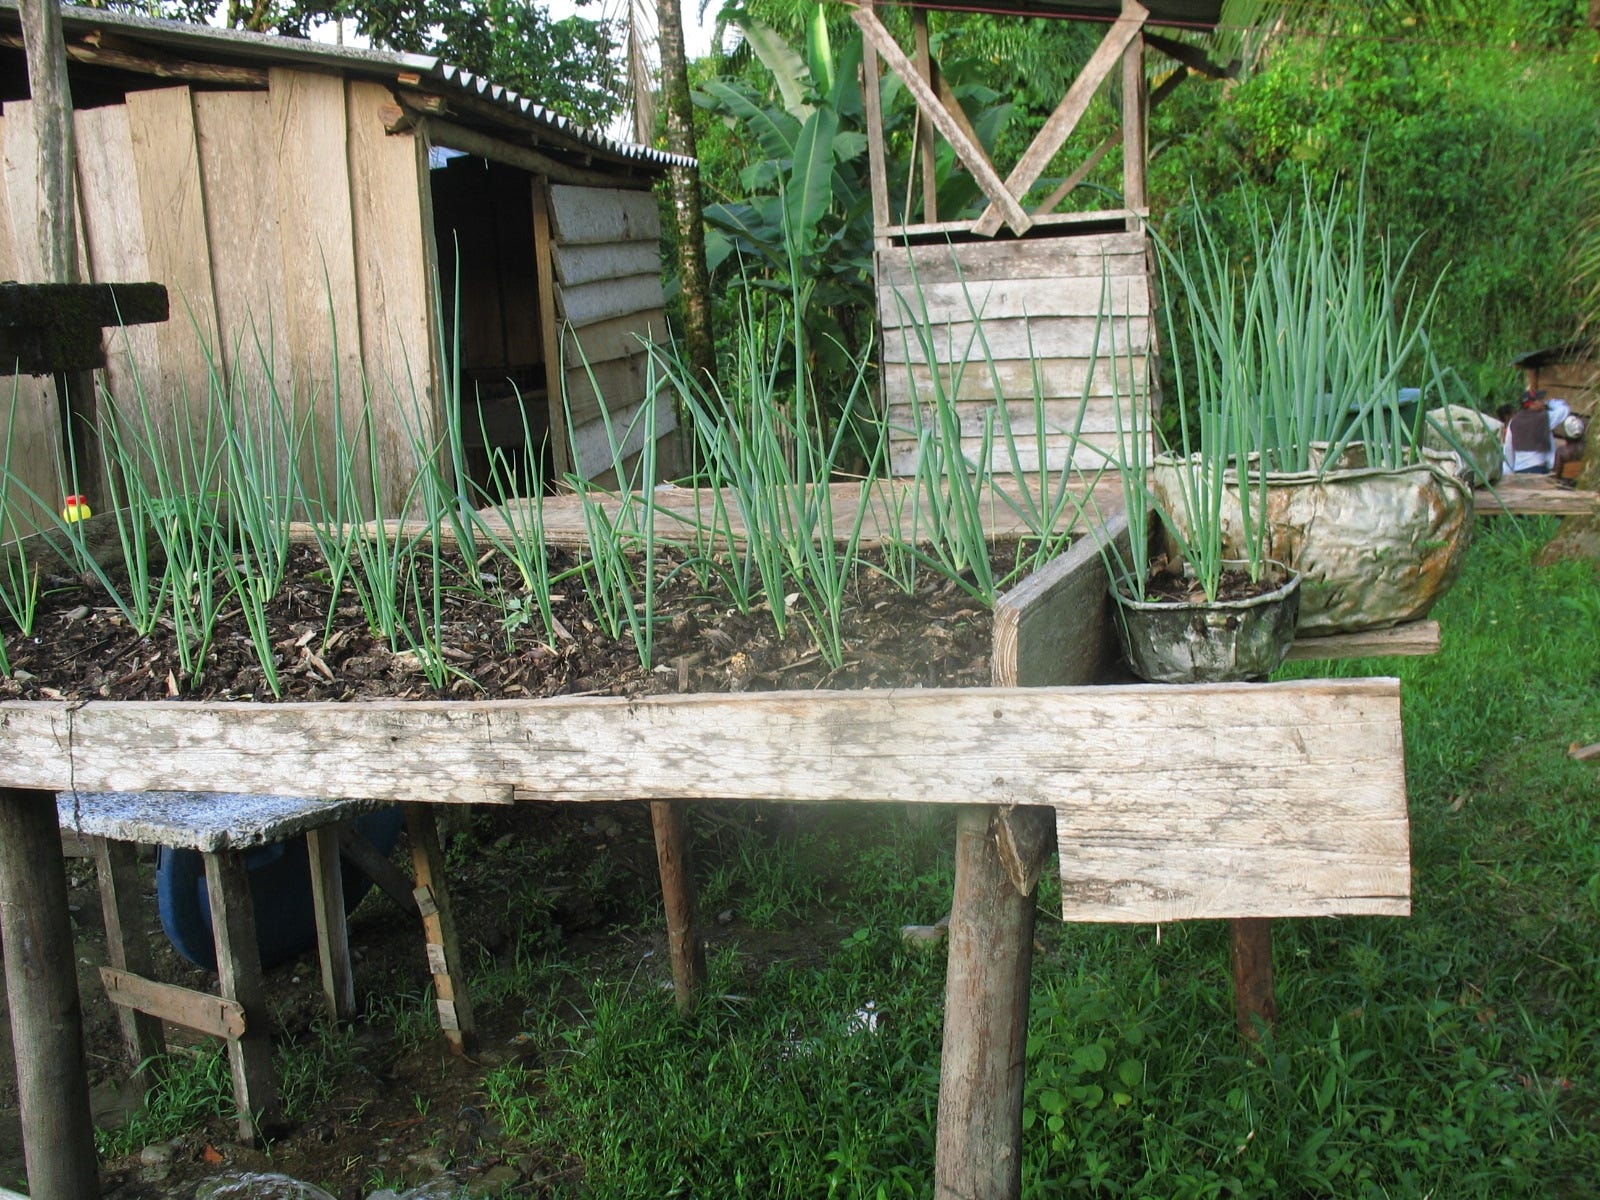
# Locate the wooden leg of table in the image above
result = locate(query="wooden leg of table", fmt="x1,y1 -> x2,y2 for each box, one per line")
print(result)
1231,917 -> 1278,1038
403,804 -> 476,1056
0,787 -> 101,1200
650,801 -> 705,1014
934,805 -> 1049,1200
93,836 -> 167,1080
203,850 -> 285,1142
306,825 -> 356,1022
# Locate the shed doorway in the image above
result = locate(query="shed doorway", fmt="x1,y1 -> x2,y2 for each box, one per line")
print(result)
428,152 -> 553,500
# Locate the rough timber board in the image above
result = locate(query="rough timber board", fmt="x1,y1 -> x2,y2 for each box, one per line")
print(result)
877,233 -> 1147,287
880,316 -> 1150,363
547,184 -> 660,246
879,275 -> 1151,326
0,681 -> 1407,921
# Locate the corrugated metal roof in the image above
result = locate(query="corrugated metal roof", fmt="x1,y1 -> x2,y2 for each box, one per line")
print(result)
0,2 -> 692,171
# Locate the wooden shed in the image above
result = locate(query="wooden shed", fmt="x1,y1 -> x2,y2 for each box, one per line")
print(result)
852,0 -> 1227,473
1513,341 -> 1597,416
0,2 -> 684,519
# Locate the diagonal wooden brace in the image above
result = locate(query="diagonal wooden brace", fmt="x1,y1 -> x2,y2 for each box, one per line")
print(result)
849,2 -> 1033,235
973,0 -> 1149,237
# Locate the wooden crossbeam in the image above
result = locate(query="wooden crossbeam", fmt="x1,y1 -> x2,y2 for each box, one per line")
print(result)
98,966 -> 247,1040
849,2 -> 1033,234
974,0 -> 1149,237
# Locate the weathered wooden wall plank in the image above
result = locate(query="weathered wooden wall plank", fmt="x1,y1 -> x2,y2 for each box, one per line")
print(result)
547,184 -> 660,245
880,275 -> 1150,327
0,109 -> 71,531
880,315 -> 1150,364
0,681 -> 1409,923
269,68 -> 369,505
75,102 -> 166,450
346,79 -> 432,515
561,308 -> 666,368
552,240 -> 660,288
879,233 -> 1146,286
193,89 -> 290,411
557,272 -> 666,330
124,86 -> 221,438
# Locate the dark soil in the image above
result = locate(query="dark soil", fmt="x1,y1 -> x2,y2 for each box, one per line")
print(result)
1140,555 -> 1294,605
0,541 -> 999,1199
0,543 -> 993,704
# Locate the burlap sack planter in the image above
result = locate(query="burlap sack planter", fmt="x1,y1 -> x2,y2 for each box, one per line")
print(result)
1150,445 -> 1474,636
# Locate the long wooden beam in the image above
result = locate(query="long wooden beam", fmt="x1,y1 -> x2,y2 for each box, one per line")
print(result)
848,2 -> 1033,235
973,0 -> 1148,237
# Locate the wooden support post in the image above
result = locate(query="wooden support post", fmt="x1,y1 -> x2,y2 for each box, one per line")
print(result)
1231,918 -> 1277,1038
1121,28 -> 1147,223
17,0 -> 99,499
860,4 -> 892,243
403,804 -> 476,1055
934,805 -> 1047,1200
912,7 -> 940,224
92,835 -> 168,1080
305,824 -> 356,1022
0,787 -> 101,1200
650,801 -> 706,1014
203,850 -> 285,1142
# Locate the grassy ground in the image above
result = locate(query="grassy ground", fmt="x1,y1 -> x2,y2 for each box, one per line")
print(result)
99,516 -> 1600,1198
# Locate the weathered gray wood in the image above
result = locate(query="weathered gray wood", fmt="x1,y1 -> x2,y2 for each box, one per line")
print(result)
1121,29 -> 1147,216
18,0 -> 79,285
886,397 -> 1126,440
551,240 -> 661,288
338,823 -> 421,916
547,184 -> 660,246
1474,476 -> 1599,516
861,6 -> 892,237
880,315 -> 1149,364
0,786 -> 101,1200
562,308 -> 667,369
880,275 -> 1150,327
993,511 -> 1128,689
878,234 -> 1147,287
98,965 -> 247,1040
973,0 -> 1148,237
567,388 -> 673,480
93,837 -> 168,1075
557,272 -> 667,330
0,684 -> 1410,923
306,824 -> 356,1021
1285,622 -> 1442,662
532,180 -> 571,479
934,806 -> 1037,1200
564,348 -> 652,430
883,358 -> 1134,406
887,433 -> 1120,476
203,850 -> 285,1141
416,115 -> 629,189
404,804 -> 476,1055
650,801 -> 706,1014
850,2 -> 1031,234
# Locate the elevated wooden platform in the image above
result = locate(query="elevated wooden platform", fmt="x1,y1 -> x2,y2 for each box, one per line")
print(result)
1474,474 -> 1598,516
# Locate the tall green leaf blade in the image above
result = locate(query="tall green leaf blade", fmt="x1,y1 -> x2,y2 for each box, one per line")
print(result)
785,106 -> 839,259
737,19 -> 814,120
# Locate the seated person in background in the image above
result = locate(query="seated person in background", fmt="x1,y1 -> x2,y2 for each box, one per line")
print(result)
1503,390 -> 1572,474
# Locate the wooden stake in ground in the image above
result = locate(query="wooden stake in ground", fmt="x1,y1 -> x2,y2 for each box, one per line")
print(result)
651,801 -> 706,1014
0,787 -> 101,1200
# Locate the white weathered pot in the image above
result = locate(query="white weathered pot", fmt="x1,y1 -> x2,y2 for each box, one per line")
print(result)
1150,445 -> 1474,636
1423,405 -> 1504,485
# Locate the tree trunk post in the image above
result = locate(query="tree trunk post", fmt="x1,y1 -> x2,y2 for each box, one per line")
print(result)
1230,917 -> 1277,1038
934,805 -> 1047,1200
657,0 -> 716,386
0,787 -> 101,1200
650,800 -> 705,1013
18,0 -> 99,498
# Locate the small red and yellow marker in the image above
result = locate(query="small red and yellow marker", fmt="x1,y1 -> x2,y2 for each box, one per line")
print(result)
61,493 -> 92,523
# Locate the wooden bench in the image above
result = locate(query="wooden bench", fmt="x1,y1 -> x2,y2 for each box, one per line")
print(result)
1473,473 -> 1598,516
54,791 -> 473,1143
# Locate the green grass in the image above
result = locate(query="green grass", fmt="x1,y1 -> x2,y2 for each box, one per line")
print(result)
461,516 -> 1599,1199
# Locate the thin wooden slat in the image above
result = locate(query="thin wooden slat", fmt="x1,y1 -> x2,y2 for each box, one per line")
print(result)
551,240 -> 661,288
567,388 -> 673,479
269,68 -> 367,508
562,308 -> 666,367
192,90 -> 289,412
98,965 -> 247,1039
556,271 -> 667,330
203,850 -> 284,1141
973,0 -> 1149,237
346,79 -> 432,516
75,102 -> 167,464
305,824 -> 356,1021
563,348 -> 651,430
880,315 -> 1149,364
882,357 -> 1139,405
92,838 -> 167,1072
1121,29 -> 1147,215
1473,477 -> 1599,516
880,275 -> 1151,327
850,2 -> 1031,235
886,398 -> 1133,441
992,509 -> 1129,689
888,432 -> 1120,476
878,234 -> 1147,287
404,804 -> 476,1054
0,111 -> 68,535
1285,622 -> 1442,662
124,87 -> 222,432
532,181 -> 570,479
547,184 -> 660,245
861,6 -> 892,238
